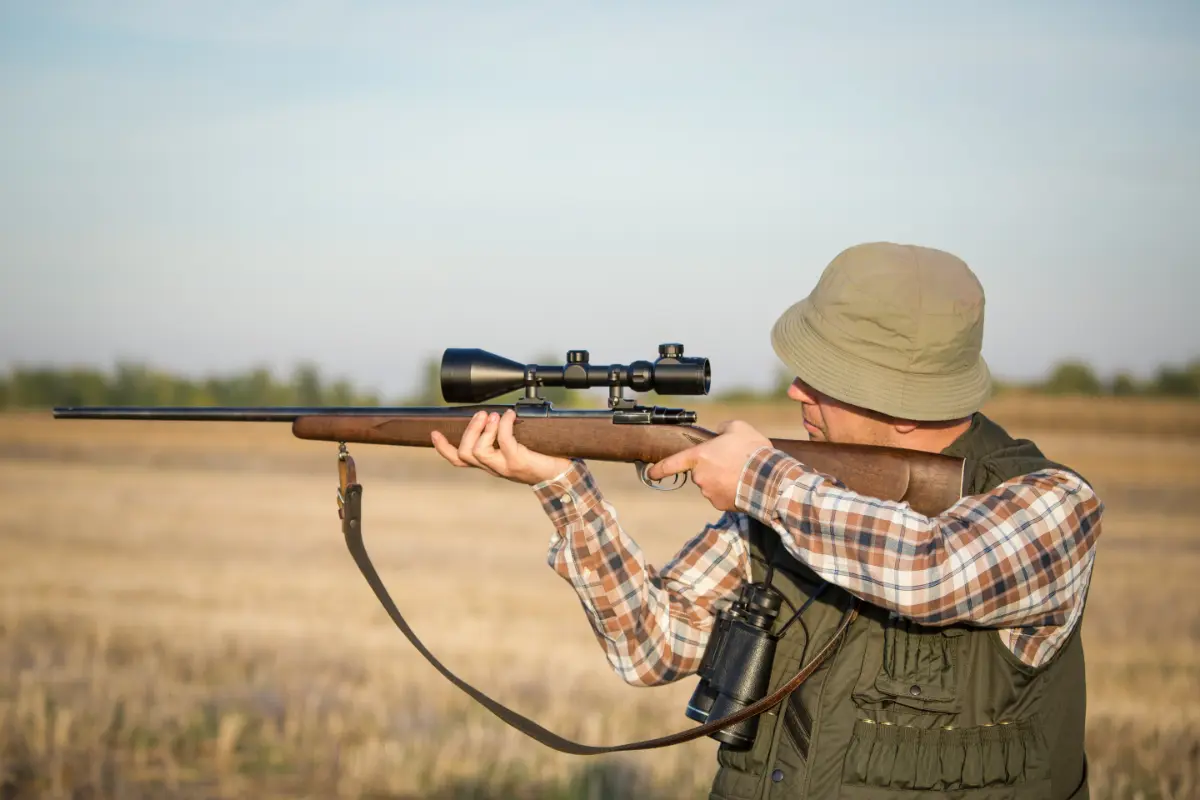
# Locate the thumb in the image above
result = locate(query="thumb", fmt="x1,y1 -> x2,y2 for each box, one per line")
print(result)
716,419 -> 748,435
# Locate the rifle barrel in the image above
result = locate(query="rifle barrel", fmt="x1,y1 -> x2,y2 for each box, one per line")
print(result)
51,406 -> 491,422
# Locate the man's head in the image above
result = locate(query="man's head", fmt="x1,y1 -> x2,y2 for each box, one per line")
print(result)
771,242 -> 991,449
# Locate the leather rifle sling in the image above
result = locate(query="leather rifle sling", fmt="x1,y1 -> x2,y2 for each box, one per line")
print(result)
339,479 -> 859,754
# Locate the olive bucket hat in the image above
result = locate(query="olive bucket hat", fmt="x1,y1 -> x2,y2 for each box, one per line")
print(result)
770,242 -> 993,421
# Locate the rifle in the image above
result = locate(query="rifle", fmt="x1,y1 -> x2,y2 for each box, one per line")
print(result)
54,344 -> 964,513
53,344 -> 965,755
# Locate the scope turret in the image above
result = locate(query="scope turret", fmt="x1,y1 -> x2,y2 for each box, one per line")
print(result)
440,345 -> 710,407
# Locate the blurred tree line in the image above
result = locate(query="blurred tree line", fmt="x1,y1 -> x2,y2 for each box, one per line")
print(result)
710,357 -> 1200,403
1,356 -> 1197,410
0,362 -> 385,409
1025,359 -> 1200,398
0,352 -> 594,410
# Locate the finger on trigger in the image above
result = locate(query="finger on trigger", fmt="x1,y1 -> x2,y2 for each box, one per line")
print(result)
648,451 -> 689,480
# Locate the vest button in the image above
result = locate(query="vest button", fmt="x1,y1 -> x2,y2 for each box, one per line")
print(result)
909,684 -> 922,697
771,769 -> 784,783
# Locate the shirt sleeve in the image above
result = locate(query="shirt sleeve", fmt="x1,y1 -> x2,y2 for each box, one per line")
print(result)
733,446 -> 1105,667
532,460 -> 751,687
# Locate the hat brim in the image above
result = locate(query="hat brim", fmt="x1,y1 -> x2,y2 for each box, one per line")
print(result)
770,298 -> 993,422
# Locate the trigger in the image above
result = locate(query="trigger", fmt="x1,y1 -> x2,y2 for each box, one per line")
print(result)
635,461 -> 688,492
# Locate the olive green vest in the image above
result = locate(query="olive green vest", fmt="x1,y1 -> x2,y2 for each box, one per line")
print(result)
707,414 -> 1091,800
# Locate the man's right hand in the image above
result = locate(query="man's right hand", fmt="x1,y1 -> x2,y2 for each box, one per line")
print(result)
431,409 -> 572,486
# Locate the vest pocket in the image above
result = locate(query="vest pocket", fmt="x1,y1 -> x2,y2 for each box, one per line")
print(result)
841,718 -> 1051,797
873,615 -> 964,711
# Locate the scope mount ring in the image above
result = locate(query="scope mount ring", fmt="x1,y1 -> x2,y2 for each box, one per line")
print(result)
634,461 -> 689,492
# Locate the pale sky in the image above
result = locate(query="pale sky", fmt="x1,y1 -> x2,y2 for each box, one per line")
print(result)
2,1 -> 1197,398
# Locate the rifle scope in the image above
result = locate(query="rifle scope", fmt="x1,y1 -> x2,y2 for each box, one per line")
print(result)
440,344 -> 710,406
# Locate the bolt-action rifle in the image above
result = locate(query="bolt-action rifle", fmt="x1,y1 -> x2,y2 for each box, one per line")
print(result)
53,344 -> 965,755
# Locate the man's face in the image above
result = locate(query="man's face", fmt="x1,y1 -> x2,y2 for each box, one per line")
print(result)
786,377 -> 895,446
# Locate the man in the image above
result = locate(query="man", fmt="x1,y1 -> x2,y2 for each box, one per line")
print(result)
432,242 -> 1102,799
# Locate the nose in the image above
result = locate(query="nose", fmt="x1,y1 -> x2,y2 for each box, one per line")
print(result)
787,378 -> 817,404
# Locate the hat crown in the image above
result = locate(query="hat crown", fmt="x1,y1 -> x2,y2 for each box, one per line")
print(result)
807,242 -> 985,375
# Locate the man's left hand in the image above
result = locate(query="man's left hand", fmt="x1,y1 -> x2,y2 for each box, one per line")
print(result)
647,420 -> 773,511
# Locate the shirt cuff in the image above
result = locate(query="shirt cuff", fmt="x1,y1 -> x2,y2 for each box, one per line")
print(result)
734,446 -> 808,521
532,459 -> 603,528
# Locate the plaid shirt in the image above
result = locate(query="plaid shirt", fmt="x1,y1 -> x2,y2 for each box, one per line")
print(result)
533,446 -> 1104,686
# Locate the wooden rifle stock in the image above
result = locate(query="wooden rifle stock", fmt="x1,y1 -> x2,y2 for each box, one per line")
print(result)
292,415 -> 965,516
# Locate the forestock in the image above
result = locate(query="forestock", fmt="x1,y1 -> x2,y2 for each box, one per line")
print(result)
292,415 -> 965,516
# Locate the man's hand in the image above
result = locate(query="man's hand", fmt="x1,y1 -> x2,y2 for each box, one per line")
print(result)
431,409 -> 572,486
647,420 -> 772,511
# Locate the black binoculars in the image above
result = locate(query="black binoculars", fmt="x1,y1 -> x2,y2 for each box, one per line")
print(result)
685,581 -> 783,750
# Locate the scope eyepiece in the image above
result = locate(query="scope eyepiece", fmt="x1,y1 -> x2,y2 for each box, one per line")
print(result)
440,345 -> 710,405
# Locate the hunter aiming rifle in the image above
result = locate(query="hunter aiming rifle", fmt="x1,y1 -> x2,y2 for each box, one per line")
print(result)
54,344 -> 966,754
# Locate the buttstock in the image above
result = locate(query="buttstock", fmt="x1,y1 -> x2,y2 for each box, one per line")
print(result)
769,439 -> 964,517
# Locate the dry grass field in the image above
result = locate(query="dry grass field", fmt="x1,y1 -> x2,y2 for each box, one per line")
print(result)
1,396 -> 1198,799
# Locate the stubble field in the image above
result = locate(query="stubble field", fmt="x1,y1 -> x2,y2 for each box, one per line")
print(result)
1,396 -> 1198,799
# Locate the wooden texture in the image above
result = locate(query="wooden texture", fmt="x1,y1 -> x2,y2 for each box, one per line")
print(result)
292,415 -> 966,516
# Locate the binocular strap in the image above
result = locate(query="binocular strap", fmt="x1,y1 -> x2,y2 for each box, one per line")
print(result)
340,480 -> 859,754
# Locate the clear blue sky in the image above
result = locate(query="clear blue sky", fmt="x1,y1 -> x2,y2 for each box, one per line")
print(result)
2,1 -> 1197,398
